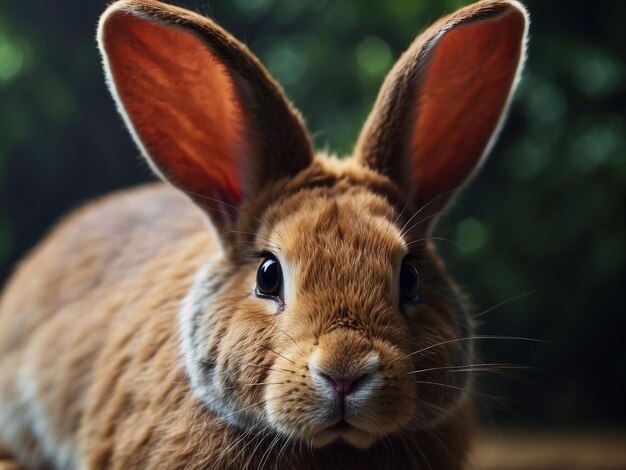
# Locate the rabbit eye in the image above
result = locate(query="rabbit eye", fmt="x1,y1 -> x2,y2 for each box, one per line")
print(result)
256,255 -> 282,300
399,258 -> 420,304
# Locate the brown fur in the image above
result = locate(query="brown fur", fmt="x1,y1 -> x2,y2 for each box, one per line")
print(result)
0,180 -> 472,469
0,1 -> 528,468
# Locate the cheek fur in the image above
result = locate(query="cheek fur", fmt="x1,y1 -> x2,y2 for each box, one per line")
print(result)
404,303 -> 472,426
180,262 -> 282,428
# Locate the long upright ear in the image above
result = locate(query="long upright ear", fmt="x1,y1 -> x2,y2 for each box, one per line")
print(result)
98,0 -> 313,229
355,0 -> 528,232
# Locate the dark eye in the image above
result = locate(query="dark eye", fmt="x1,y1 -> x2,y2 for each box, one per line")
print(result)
256,255 -> 282,299
399,258 -> 420,304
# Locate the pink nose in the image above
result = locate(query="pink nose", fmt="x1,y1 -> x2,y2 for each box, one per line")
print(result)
320,373 -> 364,397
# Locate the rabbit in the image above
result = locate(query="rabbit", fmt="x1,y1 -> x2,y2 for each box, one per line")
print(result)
0,0 -> 528,468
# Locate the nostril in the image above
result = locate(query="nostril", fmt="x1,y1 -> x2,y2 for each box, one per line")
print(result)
334,377 -> 356,396
320,373 -> 365,397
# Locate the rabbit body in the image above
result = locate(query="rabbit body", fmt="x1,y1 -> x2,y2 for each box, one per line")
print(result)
0,177 -> 470,469
0,0 -> 527,468
0,185 -> 209,468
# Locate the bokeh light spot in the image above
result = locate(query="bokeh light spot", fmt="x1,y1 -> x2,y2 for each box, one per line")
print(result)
356,36 -> 392,78
456,218 -> 488,254
0,31 -> 24,82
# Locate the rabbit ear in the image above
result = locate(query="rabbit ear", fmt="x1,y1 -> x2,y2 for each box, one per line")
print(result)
98,0 -> 313,228
355,0 -> 528,231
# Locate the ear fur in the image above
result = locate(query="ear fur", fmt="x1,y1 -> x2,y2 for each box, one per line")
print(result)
355,0 -> 528,231
98,0 -> 313,228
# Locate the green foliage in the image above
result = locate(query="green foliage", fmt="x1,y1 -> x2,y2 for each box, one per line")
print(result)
0,0 -> 624,426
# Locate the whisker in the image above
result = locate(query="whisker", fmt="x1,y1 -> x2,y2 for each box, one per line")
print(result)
407,362 -> 531,375
398,185 -> 462,237
400,335 -> 542,361
391,419 -> 421,469
413,379 -> 512,403
244,363 -> 295,374
216,420 -> 265,469
414,398 -> 471,431
476,368 -> 554,391
419,420 -> 457,463
258,431 -> 283,470
413,380 -> 467,392
240,382 -> 286,387
223,406 -> 288,469
227,424 -> 271,469
471,290 -> 539,320
224,240 -> 267,245
188,200 -> 240,222
222,230 -> 276,246
265,321 -> 298,347
400,211 -> 448,239
394,199 -> 410,227
449,364 -> 533,373
414,438 -> 434,470
219,398 -> 270,421
275,430 -> 294,465
183,190 -> 266,226
402,236 -> 460,250
244,424 -> 274,469
416,399 -> 450,417
259,345 -> 295,365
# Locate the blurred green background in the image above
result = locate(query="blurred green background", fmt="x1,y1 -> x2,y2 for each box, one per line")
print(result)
0,0 -> 624,430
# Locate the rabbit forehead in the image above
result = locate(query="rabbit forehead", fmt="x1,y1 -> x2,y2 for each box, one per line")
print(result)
261,187 -> 406,320
279,189 -> 402,259
272,182 -> 402,257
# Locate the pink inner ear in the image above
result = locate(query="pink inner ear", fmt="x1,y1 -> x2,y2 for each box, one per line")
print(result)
410,11 -> 524,206
104,12 -> 246,205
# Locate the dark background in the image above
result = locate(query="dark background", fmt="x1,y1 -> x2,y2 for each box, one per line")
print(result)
1,0 -> 624,430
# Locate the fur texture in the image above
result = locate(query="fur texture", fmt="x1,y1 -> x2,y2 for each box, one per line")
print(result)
0,0 -> 528,468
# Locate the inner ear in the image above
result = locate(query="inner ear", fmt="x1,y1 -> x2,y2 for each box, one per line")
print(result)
99,1 -> 315,232
103,12 -> 249,209
409,11 -> 525,206
353,1 -> 528,233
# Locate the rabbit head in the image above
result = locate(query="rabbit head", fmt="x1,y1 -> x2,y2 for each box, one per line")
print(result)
99,0 -> 527,450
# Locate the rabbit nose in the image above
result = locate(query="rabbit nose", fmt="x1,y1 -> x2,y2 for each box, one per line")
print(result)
319,373 -> 365,397
309,349 -> 381,398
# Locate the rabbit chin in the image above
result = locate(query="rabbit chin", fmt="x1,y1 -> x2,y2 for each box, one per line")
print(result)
311,424 -> 377,449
